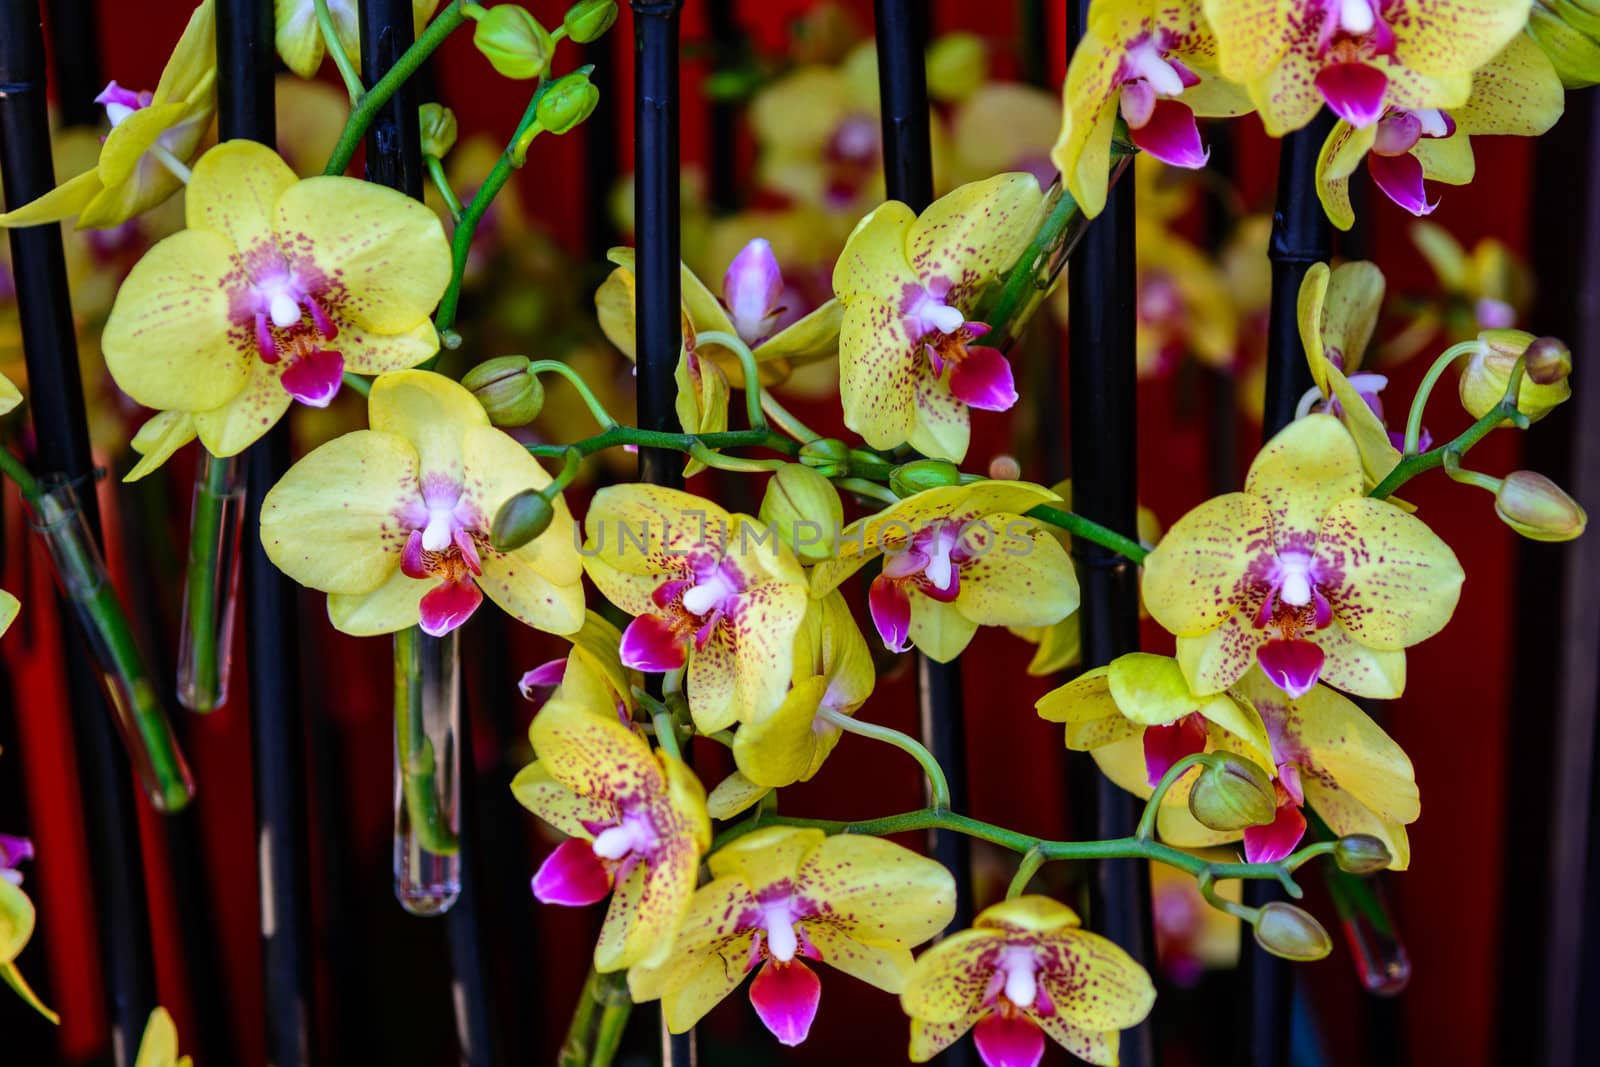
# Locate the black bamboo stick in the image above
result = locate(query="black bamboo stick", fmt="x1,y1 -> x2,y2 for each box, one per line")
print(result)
706,0 -> 739,215
214,1 -> 317,1063
357,3 -> 500,1063
872,1 -> 976,955
0,2 -> 160,1061
46,0 -> 101,127
1063,6 -> 1154,1065
1240,108 -> 1337,1067
582,33 -> 618,259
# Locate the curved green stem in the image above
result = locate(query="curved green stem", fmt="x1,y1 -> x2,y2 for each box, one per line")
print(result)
1402,340 -> 1480,456
341,371 -> 372,397
526,425 -> 797,460
688,441 -> 787,473
1007,847 -> 1047,900
1441,450 -> 1503,493
815,707 -> 951,811
760,390 -> 822,443
1136,753 -> 1210,841
426,154 -> 464,222
652,709 -> 684,762
528,359 -> 619,429
835,477 -> 900,505
1026,503 -> 1149,564
315,0 -> 365,102
1370,375 -> 1531,501
0,446 -> 41,500
693,330 -> 767,430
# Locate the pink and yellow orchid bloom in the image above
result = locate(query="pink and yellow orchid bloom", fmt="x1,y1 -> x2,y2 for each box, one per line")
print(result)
1388,220 -> 1533,358
274,0 -> 439,79
1054,0 -> 1252,218
1316,32 -> 1565,228
581,486 -> 810,733
950,83 -> 1062,189
261,370 -> 586,638
512,697 -> 710,972
1,763 -> 53,1023
1150,862 -> 1240,986
833,173 -> 1042,461
630,826 -> 956,1046
812,480 -> 1077,662
1142,414 -> 1463,699
0,1 -> 215,231
104,141 -> 451,465
902,895 -> 1156,1067
1136,219 -> 1239,377
517,611 -> 640,726
1204,0 -> 1531,136
134,1007 -> 193,1067
749,44 -> 888,211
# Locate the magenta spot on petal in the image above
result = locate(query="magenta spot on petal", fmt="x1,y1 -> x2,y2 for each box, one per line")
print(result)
1143,715 -> 1209,788
419,578 -> 482,637
1128,99 -> 1209,169
532,838 -> 613,906
1257,638 -> 1325,699
748,960 -> 822,1047
280,348 -> 346,407
973,1011 -> 1045,1067
1367,152 -> 1437,217
868,577 -> 912,654
620,614 -> 689,672
1243,802 -> 1308,863
948,345 -> 1019,412
1315,62 -> 1389,128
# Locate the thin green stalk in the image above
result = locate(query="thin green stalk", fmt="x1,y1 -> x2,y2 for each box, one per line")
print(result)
836,477 -> 900,505
760,389 -> 821,443
426,154 -> 464,222
0,446 -> 40,500
1006,847 -> 1046,900
314,0 -> 365,102
589,995 -> 631,1067
693,330 -> 768,430
1135,753 -> 1210,841
323,1 -> 472,176
341,371 -> 372,397
180,453 -> 236,711
528,359 -> 619,429
395,627 -> 460,854
652,708 -> 683,762
688,440 -> 786,473
1369,396 -> 1527,500
816,706 -> 951,810
1402,340 -> 1480,456
557,968 -> 632,1067
1026,503 -> 1149,564
526,425 -> 797,460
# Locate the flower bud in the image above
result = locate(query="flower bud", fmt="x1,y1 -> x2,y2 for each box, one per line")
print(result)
799,438 -> 851,479
537,72 -> 599,135
492,489 -> 556,551
1460,329 -> 1571,422
890,459 -> 962,498
1252,902 -> 1333,962
418,103 -> 458,158
1333,834 -> 1392,875
1187,753 -> 1278,832
562,0 -> 618,43
1494,470 -> 1588,542
463,355 -> 545,426
760,464 -> 843,563
1524,335 -> 1573,385
471,4 -> 554,80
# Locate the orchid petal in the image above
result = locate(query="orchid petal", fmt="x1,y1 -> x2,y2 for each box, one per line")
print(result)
1241,803 -> 1307,863
973,1011 -> 1046,1067
1256,638 -> 1325,698
620,614 -> 688,672
869,578 -> 913,653
750,959 -> 822,1046
1315,62 -> 1389,127
279,347 -> 346,407
418,577 -> 482,636
1128,99 -> 1208,168
1316,496 -> 1463,649
532,837 -> 613,906
1368,151 -> 1436,217
947,345 -> 1019,411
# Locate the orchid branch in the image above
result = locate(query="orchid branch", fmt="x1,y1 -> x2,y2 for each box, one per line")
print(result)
816,707 -> 952,811
314,0 -> 365,103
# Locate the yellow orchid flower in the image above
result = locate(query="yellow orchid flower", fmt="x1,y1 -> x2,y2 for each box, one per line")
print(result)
1149,862 -> 1240,984
949,83 -> 1062,189
1136,218 -> 1238,376
517,611 -> 641,726
832,173 -> 1042,461
103,140 -> 451,465
750,43 -> 885,210
580,485 -> 810,733
274,0 -> 440,79
901,894 -> 1156,1067
1054,0 -> 1252,218
1142,414 -> 1463,699
812,480 -> 1077,663
512,697 -> 709,972
0,1 -> 215,231
710,592 -> 875,811
1316,31 -> 1565,229
134,1007 -> 193,1067
1387,221 -> 1533,358
1295,260 -> 1405,486
261,369 -> 586,638
1,778 -> 54,1023
630,826 -> 956,1045
1204,0 -> 1531,137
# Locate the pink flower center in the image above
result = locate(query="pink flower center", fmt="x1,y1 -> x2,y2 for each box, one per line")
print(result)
993,945 -> 1039,1010
883,521 -> 970,602
1316,0 -> 1394,59
1115,32 -> 1197,130
400,475 -> 485,586
1250,542 -> 1335,637
1372,107 -> 1455,157
651,552 -> 748,651
898,283 -> 1018,411
95,81 -> 153,127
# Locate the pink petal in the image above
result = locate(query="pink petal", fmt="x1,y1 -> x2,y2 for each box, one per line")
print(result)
1367,152 -> 1437,218
1242,802 -> 1308,863
518,659 -> 566,701
948,346 -> 1018,412
1143,715 -> 1209,788
1128,99 -> 1209,169
0,834 -> 34,871
749,959 -> 821,1047
868,577 -> 913,654
973,1011 -> 1045,1067
919,567 -> 962,605
1371,111 -> 1421,156
280,348 -> 346,407
401,529 -> 429,579
94,80 -> 145,110
1315,62 -> 1389,128
1257,638 -> 1325,699
531,838 -> 613,905
418,577 -> 483,637
1119,79 -> 1156,128
619,613 -> 689,672
724,238 -> 785,345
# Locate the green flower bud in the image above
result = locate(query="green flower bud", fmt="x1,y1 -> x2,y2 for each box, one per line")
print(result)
1187,753 -> 1278,832
463,355 -> 545,426
1252,902 -> 1333,962
799,438 -> 851,479
492,489 -> 556,551
1333,834 -> 1393,875
562,0 -> 618,43
418,103 -> 458,158
1460,329 -> 1572,422
760,464 -> 844,563
1494,470 -> 1588,542
890,459 -> 962,498
536,72 -> 599,135
1524,335 -> 1573,385
925,32 -> 987,102
471,4 -> 554,80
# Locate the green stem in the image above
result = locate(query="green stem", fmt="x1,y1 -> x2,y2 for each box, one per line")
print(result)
314,0 -> 366,102
179,453 -> 236,711
693,330 -> 767,430
1369,396 -> 1525,500
526,425 -> 797,460
528,359 -> 619,429
394,627 -> 460,854
815,706 -> 951,810
1135,753 -> 1210,841
557,968 -> 632,1067
426,154 -> 464,222
0,446 -> 40,500
652,709 -> 684,762
1006,847 -> 1046,900
688,440 -> 787,473
1441,450 -> 1503,493
1026,503 -> 1149,564
835,477 -> 900,505
1402,340 -> 1480,456
760,390 -> 822,443
323,1 -> 472,176
589,994 -> 631,1067
341,371 -> 372,397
